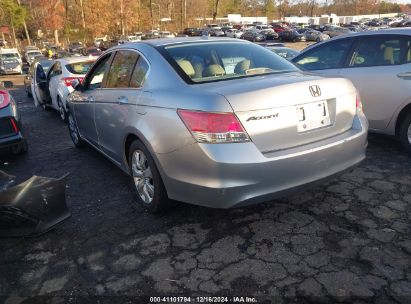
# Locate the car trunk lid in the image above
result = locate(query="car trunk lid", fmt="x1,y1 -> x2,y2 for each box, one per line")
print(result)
199,73 -> 357,152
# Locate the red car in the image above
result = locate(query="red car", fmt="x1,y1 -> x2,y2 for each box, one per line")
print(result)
271,23 -> 289,33
0,81 -> 28,155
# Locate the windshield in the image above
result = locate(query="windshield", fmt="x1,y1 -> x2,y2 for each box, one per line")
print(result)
40,60 -> 53,72
160,41 -> 298,84
1,53 -> 19,60
65,61 -> 94,75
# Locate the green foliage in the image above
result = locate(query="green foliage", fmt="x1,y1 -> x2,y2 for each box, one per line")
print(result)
0,0 -> 27,27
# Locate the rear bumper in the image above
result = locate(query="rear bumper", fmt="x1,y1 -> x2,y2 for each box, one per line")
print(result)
157,114 -> 368,208
0,133 -> 25,149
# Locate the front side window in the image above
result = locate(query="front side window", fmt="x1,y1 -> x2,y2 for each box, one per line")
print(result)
86,54 -> 111,90
349,35 -> 411,67
293,38 -> 353,70
106,51 -> 139,88
159,41 -> 298,84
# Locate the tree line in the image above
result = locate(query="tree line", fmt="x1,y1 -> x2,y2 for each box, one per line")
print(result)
0,0 -> 409,46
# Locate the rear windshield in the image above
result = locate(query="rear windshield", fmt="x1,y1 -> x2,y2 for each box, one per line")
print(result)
159,41 -> 298,84
65,61 -> 94,75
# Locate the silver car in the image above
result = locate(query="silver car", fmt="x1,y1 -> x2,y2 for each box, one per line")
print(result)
67,38 -> 368,212
292,29 -> 411,151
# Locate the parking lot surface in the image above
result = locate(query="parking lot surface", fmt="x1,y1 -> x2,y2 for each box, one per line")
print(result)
1,76 -> 411,303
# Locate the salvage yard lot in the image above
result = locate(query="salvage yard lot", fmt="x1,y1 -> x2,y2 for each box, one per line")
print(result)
1,76 -> 411,302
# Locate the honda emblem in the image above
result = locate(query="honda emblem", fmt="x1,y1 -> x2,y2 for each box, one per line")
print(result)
309,85 -> 321,97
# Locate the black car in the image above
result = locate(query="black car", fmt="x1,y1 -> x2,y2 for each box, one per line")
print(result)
260,29 -> 279,40
0,81 -> 28,155
183,28 -> 201,36
241,31 -> 266,42
68,42 -> 84,53
279,30 -> 306,42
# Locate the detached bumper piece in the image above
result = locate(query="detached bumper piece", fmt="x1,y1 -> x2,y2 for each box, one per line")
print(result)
0,171 -> 71,237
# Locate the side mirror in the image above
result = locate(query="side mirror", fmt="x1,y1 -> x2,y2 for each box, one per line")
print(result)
0,81 -> 13,88
71,78 -> 82,90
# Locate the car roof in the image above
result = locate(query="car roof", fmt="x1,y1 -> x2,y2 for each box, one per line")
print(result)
56,56 -> 97,64
131,37 -> 248,47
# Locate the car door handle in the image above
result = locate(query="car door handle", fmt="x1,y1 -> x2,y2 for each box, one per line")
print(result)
397,72 -> 411,79
117,96 -> 128,105
86,96 -> 94,103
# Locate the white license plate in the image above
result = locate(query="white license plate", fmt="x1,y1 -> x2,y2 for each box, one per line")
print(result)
297,101 -> 331,132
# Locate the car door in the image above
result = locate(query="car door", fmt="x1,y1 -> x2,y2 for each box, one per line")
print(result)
292,37 -> 355,76
339,34 -> 411,131
33,63 -> 51,106
48,61 -> 62,109
94,50 -> 143,163
71,53 -> 113,147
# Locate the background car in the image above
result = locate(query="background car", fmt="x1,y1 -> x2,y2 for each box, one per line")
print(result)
33,56 -> 96,121
241,30 -> 265,42
159,31 -> 175,38
68,42 -> 84,53
183,28 -> 201,36
82,47 -> 102,56
292,28 -> 411,151
322,25 -> 353,38
299,28 -> 330,42
226,29 -> 244,38
67,38 -> 367,213
24,49 -> 43,64
0,81 -> 28,155
0,57 -> 22,75
260,29 -> 279,40
279,30 -> 306,42
24,57 -> 54,97
265,44 -> 300,60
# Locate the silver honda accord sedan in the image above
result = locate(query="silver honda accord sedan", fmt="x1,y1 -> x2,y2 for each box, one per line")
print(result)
67,37 -> 368,212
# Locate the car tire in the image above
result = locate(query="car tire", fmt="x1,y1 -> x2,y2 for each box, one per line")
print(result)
11,140 -> 28,155
68,111 -> 85,148
128,140 -> 170,213
58,97 -> 68,123
42,103 -> 50,111
26,86 -> 32,97
399,112 -> 411,153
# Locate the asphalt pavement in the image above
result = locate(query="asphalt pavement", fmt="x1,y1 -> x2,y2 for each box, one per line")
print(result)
1,76 -> 411,303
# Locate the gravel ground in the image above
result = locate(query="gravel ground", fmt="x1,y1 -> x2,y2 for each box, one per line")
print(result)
1,76 -> 411,303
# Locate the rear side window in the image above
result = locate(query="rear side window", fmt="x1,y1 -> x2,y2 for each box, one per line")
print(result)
130,57 -> 149,88
106,51 -> 139,88
65,61 -> 94,74
349,35 -> 411,67
293,38 -> 353,70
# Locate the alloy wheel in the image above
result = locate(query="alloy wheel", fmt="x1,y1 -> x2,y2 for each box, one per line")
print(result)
408,122 -> 411,144
131,150 -> 154,204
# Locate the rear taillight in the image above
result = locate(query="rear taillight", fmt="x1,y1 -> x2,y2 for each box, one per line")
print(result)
10,118 -> 18,133
0,91 -> 10,109
177,109 -> 250,143
63,77 -> 83,87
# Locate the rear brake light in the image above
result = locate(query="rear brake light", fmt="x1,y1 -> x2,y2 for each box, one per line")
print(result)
10,118 -> 18,133
0,91 -> 11,109
177,109 -> 250,143
63,77 -> 84,87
